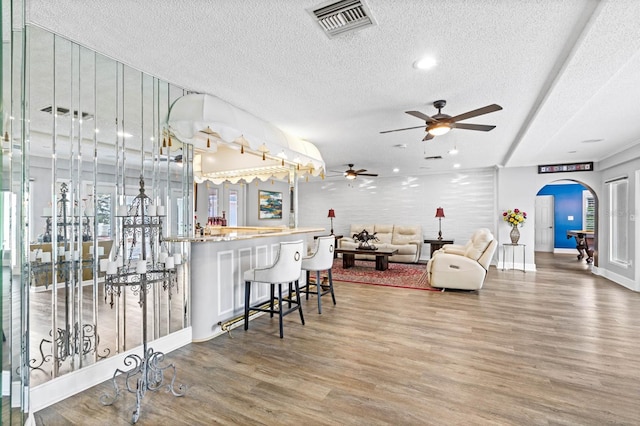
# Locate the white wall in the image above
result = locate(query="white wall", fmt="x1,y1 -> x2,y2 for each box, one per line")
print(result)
496,166 -> 602,271
197,180 -> 291,228
245,180 -> 290,227
195,153 -> 640,291
596,157 -> 640,290
298,168 -> 497,260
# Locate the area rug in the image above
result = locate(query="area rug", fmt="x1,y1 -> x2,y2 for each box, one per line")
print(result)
318,258 -> 439,291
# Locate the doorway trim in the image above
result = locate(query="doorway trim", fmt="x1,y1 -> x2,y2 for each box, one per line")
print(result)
534,179 -> 599,267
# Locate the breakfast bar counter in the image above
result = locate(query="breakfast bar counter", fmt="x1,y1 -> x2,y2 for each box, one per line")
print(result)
166,227 -> 324,341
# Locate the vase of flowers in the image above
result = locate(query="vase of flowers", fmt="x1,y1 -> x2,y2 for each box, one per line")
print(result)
503,208 -> 527,244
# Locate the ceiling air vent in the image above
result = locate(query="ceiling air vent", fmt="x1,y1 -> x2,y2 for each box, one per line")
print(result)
40,105 -> 94,121
310,0 -> 376,38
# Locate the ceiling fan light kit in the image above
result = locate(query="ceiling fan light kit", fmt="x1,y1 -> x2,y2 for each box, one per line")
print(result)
381,99 -> 502,141
331,163 -> 378,180
427,122 -> 451,136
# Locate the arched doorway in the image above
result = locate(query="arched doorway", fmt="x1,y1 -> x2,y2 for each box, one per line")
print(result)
535,179 -> 599,268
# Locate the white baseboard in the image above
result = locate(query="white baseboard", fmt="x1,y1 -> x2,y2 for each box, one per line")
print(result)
30,326 -> 192,413
592,267 -> 639,292
499,262 -> 536,272
553,248 -> 580,254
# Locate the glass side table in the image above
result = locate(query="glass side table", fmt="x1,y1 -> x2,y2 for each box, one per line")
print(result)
502,243 -> 526,272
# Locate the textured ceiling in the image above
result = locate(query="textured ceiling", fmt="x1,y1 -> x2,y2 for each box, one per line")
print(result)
26,0 -> 640,178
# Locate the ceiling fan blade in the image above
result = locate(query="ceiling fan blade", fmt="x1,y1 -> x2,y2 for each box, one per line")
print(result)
422,133 -> 435,141
405,110 -> 437,123
449,104 -> 502,123
354,169 -> 367,174
451,123 -> 496,131
380,125 -> 426,134
358,173 -> 378,177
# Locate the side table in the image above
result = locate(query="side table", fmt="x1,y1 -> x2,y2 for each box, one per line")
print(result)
502,243 -> 526,272
424,239 -> 454,257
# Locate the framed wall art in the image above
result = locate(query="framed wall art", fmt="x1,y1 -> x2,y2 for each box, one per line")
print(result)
258,190 -> 283,219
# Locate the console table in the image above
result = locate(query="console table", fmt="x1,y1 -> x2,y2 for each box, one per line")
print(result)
334,248 -> 398,271
424,239 -> 454,257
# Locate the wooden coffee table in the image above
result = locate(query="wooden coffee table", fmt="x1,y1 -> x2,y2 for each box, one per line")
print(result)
335,248 -> 398,271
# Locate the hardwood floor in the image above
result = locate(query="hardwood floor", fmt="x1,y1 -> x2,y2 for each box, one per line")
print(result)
34,253 -> 640,425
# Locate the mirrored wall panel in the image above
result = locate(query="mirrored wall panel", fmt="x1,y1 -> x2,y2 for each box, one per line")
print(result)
22,25 -> 192,388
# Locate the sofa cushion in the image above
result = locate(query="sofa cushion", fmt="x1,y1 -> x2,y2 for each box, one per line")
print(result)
387,243 -> 417,256
392,225 -> 422,245
464,230 -> 493,260
374,224 -> 394,244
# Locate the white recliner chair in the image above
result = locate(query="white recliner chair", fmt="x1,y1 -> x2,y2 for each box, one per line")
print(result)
243,240 -> 304,338
435,228 -> 491,256
427,229 -> 497,290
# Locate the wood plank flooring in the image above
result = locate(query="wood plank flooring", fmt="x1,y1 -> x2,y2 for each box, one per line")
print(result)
34,253 -> 640,425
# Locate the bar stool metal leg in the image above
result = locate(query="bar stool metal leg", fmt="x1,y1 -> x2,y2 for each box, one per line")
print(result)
278,284 -> 284,338
328,269 -> 336,305
294,280 -> 305,326
315,271 -> 322,313
244,281 -> 251,330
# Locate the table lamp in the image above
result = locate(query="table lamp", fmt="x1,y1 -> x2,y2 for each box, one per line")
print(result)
327,209 -> 336,235
435,207 -> 445,240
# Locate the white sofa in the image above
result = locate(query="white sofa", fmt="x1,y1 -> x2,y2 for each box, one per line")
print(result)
339,224 -> 422,263
426,228 -> 497,290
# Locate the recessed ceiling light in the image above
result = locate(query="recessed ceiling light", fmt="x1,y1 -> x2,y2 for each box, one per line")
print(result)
453,163 -> 461,168
393,168 -> 399,173
449,147 -> 458,155
117,131 -> 133,138
413,56 -> 437,70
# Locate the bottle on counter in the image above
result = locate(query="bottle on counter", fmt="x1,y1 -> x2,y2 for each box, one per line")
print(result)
222,211 -> 227,226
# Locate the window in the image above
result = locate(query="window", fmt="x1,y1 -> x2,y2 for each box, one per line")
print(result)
228,190 -> 238,227
608,179 -> 629,265
96,193 -> 112,238
582,190 -> 595,232
208,189 -> 218,219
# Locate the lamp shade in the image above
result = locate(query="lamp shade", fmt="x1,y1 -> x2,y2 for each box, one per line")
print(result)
327,209 -> 336,218
435,207 -> 445,218
427,122 -> 451,136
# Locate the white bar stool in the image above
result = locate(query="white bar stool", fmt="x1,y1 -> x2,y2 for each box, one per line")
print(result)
300,235 -> 336,314
243,240 -> 304,338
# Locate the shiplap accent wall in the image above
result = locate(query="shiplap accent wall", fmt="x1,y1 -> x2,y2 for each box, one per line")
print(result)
298,168 -> 497,258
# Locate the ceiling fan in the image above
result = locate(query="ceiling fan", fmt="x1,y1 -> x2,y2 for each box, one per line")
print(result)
380,100 -> 502,141
332,164 -> 378,180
